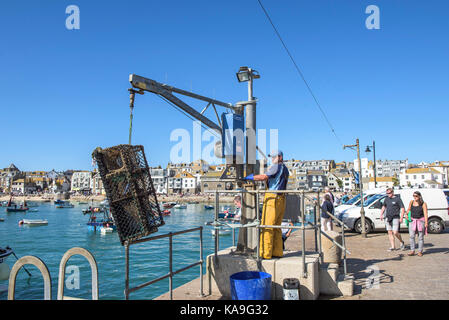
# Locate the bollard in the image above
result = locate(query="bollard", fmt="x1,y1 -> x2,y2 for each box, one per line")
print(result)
283,278 -> 300,300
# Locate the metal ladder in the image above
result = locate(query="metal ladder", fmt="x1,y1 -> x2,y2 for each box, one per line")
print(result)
7,247 -> 98,300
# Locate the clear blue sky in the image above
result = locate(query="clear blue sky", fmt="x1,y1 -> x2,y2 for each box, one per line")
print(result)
1,0 -> 448,171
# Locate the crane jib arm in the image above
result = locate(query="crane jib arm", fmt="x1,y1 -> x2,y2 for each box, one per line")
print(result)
129,74 -> 234,134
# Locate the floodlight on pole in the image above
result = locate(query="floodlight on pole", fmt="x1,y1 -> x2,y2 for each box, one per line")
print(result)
235,66 -> 260,256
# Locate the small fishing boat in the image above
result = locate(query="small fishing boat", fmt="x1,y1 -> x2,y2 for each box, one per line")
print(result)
187,201 -> 199,204
25,202 -> 39,207
211,227 -> 231,236
174,204 -> 187,209
87,208 -> 116,232
0,218 -> 4,222
100,199 -> 109,207
0,247 -> 13,262
54,199 -> 65,205
204,205 -> 214,210
100,226 -> 114,234
5,196 -> 29,212
78,201 -> 89,205
163,203 -> 175,209
56,201 -> 74,208
82,206 -> 105,214
19,219 -> 48,226
218,211 -> 236,219
162,210 -> 171,216
6,206 -> 29,213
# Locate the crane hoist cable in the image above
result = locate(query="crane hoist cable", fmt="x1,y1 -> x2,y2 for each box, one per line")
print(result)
128,88 -> 144,145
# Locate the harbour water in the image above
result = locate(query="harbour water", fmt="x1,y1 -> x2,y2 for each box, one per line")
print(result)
0,202 -> 236,300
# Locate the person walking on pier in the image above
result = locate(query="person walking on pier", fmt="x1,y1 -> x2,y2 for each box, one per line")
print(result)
406,191 -> 428,256
323,187 -> 335,205
380,188 -> 406,251
321,194 -> 334,231
245,150 -> 289,259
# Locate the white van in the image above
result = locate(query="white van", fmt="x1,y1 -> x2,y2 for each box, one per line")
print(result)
341,188 -> 449,234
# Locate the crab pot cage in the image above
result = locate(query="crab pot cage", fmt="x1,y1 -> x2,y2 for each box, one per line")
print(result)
92,144 -> 164,245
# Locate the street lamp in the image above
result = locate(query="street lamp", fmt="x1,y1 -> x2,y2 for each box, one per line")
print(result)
365,141 -> 377,188
235,66 -> 260,256
344,138 -> 367,238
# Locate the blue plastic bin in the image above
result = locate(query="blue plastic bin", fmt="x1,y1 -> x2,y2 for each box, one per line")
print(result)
230,271 -> 272,300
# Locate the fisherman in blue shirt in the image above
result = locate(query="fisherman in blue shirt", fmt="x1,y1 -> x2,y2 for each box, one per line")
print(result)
244,150 -> 289,259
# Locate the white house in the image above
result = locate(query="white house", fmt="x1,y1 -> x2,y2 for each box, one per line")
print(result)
428,161 -> 449,187
180,171 -> 197,194
150,168 -> 168,194
399,168 -> 444,189
71,171 -> 92,192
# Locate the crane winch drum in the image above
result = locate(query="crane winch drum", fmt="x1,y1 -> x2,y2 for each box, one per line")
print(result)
92,144 -> 164,245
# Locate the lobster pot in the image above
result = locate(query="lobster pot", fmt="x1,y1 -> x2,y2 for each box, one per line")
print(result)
92,144 -> 164,245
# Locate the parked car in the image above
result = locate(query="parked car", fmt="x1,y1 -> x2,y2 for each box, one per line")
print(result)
341,188 -> 449,234
335,188 -> 386,219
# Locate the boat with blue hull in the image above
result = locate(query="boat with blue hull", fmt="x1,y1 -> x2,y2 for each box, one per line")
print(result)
86,207 -> 116,233
56,201 -> 74,208
5,197 -> 29,213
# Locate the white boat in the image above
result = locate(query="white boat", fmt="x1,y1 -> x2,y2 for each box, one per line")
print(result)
211,227 -> 231,236
100,227 -> 114,234
19,219 -> 48,226
174,204 -> 187,209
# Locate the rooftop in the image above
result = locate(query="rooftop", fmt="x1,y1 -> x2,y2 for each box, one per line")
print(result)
405,168 -> 441,174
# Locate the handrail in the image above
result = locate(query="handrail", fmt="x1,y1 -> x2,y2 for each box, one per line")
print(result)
8,256 -> 52,300
57,247 -> 99,300
124,226 -> 204,300
210,189 -> 350,279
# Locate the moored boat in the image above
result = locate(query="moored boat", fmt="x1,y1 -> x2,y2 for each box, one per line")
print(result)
204,205 -> 214,210
218,211 -> 236,219
0,247 -> 13,262
5,196 -> 29,212
56,202 -> 74,208
100,226 -> 114,234
82,206 -> 106,214
19,219 -> 48,226
211,227 -> 231,236
87,207 -> 116,232
6,206 -> 29,213
174,204 -> 187,209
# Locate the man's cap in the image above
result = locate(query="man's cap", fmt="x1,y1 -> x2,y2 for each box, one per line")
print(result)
268,150 -> 283,158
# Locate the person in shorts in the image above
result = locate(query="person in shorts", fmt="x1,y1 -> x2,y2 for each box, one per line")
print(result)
380,188 -> 406,251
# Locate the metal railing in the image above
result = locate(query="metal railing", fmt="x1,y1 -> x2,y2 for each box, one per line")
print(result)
206,189 -> 351,278
124,226 -> 204,300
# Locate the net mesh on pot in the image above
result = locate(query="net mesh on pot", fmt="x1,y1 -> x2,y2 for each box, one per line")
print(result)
92,144 -> 164,245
